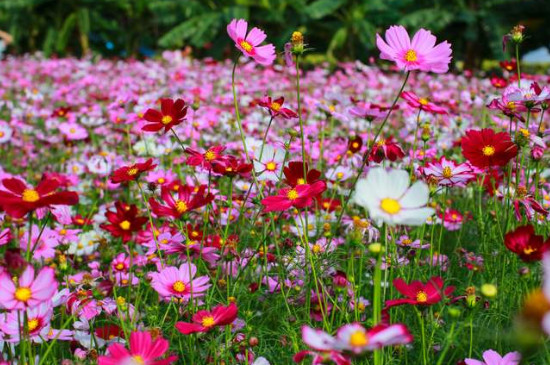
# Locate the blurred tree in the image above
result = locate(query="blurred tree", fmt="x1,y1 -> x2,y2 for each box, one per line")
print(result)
0,0 -> 548,66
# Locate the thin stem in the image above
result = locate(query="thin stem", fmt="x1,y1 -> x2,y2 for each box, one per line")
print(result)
332,71 -> 411,233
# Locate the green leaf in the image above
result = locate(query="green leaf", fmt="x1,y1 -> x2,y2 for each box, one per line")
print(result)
399,8 -> 454,32
327,26 -> 347,61
306,0 -> 346,20
56,12 -> 77,53
158,12 -> 220,48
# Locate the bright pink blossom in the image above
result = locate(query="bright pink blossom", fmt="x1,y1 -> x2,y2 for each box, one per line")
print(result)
376,25 -> 452,73
227,19 -> 276,66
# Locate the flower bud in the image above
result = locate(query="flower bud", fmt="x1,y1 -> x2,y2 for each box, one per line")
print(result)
480,284 -> 497,298
511,24 -> 525,43
368,242 -> 384,255
531,145 -> 545,161
291,31 -> 304,54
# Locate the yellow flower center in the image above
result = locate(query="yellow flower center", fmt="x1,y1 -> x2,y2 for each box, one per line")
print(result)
132,355 -> 145,364
296,178 -> 306,185
482,145 -> 495,156
173,280 -> 186,293
161,115 -> 173,125
312,244 -> 321,254
336,172 -> 344,179
524,246 -> 536,255
27,318 -> 39,332
416,290 -> 428,302
287,189 -> 299,200
205,150 -> 216,161
401,239 -> 412,245
127,168 -> 138,176
22,189 -> 40,203
158,178 -> 165,184
119,220 -> 131,230
271,102 -> 281,111
175,200 -> 188,214
507,101 -> 516,110
265,162 -> 277,171
419,98 -> 429,106
442,166 -> 453,178
380,198 -> 401,215
201,316 -> 216,328
115,263 -> 124,270
349,330 -> 369,347
15,287 -> 32,302
69,128 -> 76,133
240,40 -> 253,53
404,49 -> 418,62
59,229 -> 67,235
519,128 -> 530,137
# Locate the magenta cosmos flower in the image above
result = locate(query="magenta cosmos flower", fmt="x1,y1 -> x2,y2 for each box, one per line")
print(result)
149,263 -> 210,301
227,19 -> 276,66
175,302 -> 238,334
376,25 -> 452,73
0,265 -> 58,310
98,330 -> 177,365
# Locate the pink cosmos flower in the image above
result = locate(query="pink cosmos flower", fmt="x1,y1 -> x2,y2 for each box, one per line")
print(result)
149,263 -> 210,301
2,302 -> 53,342
59,122 -> 88,141
334,323 -> 413,353
423,157 -> 475,187
0,265 -> 58,310
98,330 -> 177,365
401,91 -> 447,114
464,349 -> 521,365
295,323 -> 412,363
175,303 -> 238,334
376,25 -> 452,73
227,19 -> 276,66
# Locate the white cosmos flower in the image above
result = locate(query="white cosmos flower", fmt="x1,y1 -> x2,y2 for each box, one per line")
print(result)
353,168 -> 434,226
253,144 -> 285,182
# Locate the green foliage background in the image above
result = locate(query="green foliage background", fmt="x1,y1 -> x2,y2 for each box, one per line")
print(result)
0,0 -> 549,67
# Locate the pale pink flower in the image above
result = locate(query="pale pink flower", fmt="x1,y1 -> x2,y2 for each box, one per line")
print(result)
464,349 -> 521,365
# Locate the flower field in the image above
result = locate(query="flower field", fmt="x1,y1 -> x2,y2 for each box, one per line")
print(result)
0,21 -> 549,365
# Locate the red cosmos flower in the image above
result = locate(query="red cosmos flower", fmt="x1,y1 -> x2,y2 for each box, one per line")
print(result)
185,146 -> 226,170
212,156 -> 252,178
401,91 -> 447,114
384,277 -> 455,309
369,136 -> 405,163
499,59 -> 517,72
175,303 -> 238,335
142,98 -> 188,133
261,181 -> 327,213
72,214 -> 93,226
149,186 -> 214,219
319,198 -> 341,212
51,107 -> 70,118
110,158 -> 156,184
283,161 -> 321,187
258,95 -> 298,119
504,225 -> 550,262
0,177 -> 79,218
461,129 -> 518,168
100,202 -> 147,242
347,136 -> 363,154
490,76 -> 508,89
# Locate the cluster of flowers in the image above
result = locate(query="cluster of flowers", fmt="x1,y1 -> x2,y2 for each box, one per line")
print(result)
0,17 -> 547,365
